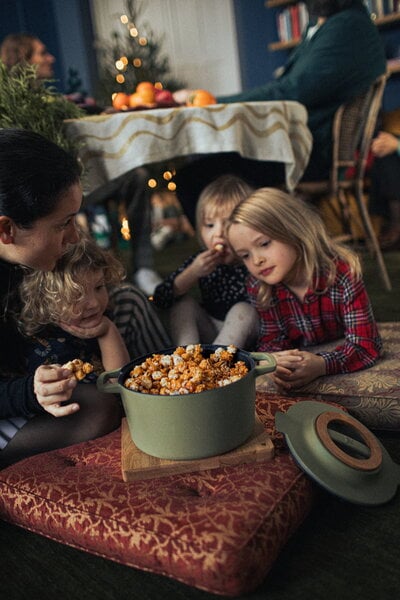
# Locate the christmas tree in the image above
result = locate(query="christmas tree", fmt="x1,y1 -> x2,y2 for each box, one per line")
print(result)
95,0 -> 186,106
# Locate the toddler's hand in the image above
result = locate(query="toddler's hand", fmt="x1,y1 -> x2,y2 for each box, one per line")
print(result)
59,315 -> 111,339
34,364 -> 79,417
191,249 -> 221,277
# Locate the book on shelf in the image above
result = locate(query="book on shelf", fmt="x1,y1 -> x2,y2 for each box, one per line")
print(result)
276,2 -> 309,43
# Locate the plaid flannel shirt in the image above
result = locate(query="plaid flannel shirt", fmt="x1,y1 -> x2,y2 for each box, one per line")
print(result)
247,259 -> 382,375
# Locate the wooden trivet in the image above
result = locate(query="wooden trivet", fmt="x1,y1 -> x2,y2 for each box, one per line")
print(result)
121,416 -> 274,482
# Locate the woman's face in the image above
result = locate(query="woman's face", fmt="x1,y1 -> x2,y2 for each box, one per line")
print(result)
29,39 -> 55,79
10,182 -> 82,271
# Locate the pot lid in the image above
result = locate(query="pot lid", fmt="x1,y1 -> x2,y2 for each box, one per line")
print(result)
275,401 -> 400,506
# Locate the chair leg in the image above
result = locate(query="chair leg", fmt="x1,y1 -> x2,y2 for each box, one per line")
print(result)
331,189 -> 359,243
355,182 -> 392,291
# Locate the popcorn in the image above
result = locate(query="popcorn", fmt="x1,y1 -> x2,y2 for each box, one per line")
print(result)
62,358 -> 94,381
124,345 -> 248,395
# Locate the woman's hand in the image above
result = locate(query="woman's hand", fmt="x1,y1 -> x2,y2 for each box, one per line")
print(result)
33,364 -> 79,417
58,315 -> 111,339
371,131 -> 399,158
270,349 -> 326,390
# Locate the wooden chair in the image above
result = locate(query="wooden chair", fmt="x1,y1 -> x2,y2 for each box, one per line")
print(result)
296,74 -> 392,291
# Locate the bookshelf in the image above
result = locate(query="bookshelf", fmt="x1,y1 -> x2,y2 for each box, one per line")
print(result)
265,0 -> 400,64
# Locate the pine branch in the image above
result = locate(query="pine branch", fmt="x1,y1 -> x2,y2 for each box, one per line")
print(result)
0,61 -> 84,157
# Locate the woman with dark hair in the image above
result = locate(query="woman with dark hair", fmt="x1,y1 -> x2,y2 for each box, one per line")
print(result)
0,128 -> 121,468
174,0 -> 387,225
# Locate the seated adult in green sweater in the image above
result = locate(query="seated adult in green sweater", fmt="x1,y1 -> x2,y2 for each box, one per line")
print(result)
174,0 -> 387,225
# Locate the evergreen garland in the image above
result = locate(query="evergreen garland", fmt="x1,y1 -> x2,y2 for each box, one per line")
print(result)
0,61 -> 84,157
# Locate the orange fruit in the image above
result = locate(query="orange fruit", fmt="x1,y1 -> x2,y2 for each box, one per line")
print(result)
129,92 -> 144,108
136,81 -> 154,94
112,92 -> 130,110
136,81 -> 155,103
186,89 -> 217,107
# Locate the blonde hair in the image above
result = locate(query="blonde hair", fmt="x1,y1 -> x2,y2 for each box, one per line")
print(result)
18,235 -> 125,336
227,187 -> 361,307
195,175 -> 254,244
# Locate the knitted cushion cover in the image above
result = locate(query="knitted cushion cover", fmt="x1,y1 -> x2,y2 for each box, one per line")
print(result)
0,394 -> 315,597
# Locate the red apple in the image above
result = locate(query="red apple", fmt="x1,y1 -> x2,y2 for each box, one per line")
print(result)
154,89 -> 174,104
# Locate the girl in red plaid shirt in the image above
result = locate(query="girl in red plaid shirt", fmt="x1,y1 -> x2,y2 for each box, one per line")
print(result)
227,188 -> 382,390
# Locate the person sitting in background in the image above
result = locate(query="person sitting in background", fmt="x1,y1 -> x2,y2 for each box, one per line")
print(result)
174,0 -> 387,226
0,32 -> 162,296
153,175 -> 259,349
369,130 -> 400,251
0,32 -> 55,79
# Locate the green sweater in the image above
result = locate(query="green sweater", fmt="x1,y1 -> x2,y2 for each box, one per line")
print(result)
219,4 -> 386,179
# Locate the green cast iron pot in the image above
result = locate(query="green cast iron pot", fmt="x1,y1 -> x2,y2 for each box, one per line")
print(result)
97,345 -> 276,460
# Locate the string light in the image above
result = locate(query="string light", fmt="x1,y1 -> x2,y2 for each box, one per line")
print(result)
167,181 -> 177,191
115,60 -> 126,71
133,58 -> 142,67
116,74 -> 125,84
120,217 -> 131,241
147,178 -> 157,188
120,15 -> 129,24
163,170 -> 173,181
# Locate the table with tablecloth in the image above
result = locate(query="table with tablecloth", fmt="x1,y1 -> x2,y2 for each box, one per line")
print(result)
64,100 -> 313,195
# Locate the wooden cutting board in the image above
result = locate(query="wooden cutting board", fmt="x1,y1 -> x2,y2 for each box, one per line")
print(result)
121,416 -> 274,482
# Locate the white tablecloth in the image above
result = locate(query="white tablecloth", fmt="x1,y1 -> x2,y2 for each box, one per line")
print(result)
64,101 -> 312,194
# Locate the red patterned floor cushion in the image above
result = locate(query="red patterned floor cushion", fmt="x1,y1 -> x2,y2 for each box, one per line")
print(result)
0,394 -> 315,597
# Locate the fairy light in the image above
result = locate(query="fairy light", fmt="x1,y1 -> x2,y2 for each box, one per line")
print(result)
130,27 -> 138,37
163,170 -> 172,181
154,81 -> 163,90
120,15 -> 129,24
120,217 -> 131,241
115,60 -> 126,71
167,181 -> 177,191
147,178 -> 157,189
133,58 -> 142,67
139,37 -> 148,46
116,74 -> 125,84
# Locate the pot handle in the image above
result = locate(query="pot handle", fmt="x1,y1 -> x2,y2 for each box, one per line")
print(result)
249,352 -> 276,377
97,369 -> 122,394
